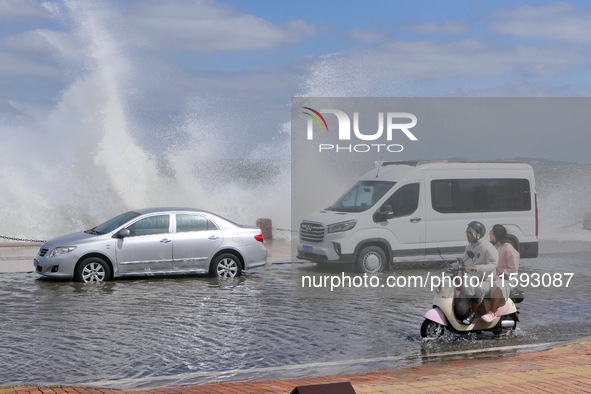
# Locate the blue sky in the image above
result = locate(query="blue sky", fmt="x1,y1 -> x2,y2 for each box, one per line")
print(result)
2,3 -> 590,81
2,1 -> 591,88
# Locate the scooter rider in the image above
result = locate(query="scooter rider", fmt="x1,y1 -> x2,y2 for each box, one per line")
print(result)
480,224 -> 520,323
457,221 -> 499,325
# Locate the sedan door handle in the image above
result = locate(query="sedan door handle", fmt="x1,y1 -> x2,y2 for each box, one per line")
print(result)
410,217 -> 422,223
160,238 -> 172,243
208,235 -> 220,240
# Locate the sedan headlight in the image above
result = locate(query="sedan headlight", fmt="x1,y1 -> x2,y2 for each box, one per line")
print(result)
327,219 -> 358,233
48,246 -> 77,258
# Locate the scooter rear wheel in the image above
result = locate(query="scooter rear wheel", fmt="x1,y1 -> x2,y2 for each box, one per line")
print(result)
421,319 -> 445,338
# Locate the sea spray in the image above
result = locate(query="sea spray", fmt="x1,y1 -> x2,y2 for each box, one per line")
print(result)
0,1 -> 291,239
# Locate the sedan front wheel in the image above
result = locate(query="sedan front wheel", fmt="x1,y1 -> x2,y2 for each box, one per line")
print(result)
210,253 -> 242,278
75,257 -> 111,283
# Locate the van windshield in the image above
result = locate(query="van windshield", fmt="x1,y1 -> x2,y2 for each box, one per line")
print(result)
327,181 -> 395,212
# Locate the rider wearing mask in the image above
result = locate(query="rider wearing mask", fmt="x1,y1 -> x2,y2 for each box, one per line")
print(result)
459,221 -> 499,325
480,224 -> 520,323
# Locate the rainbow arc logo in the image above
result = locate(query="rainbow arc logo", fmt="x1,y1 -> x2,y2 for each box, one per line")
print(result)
302,107 -> 328,131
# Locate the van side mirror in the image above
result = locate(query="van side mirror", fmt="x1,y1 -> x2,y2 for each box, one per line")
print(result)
373,204 -> 395,222
115,228 -> 130,238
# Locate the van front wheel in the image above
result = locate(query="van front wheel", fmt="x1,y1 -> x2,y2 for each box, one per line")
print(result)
357,246 -> 387,273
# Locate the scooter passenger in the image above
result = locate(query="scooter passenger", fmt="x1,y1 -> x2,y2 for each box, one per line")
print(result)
457,221 -> 499,325
480,224 -> 520,323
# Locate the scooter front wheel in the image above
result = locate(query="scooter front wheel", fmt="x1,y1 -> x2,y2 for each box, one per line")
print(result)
421,319 -> 445,338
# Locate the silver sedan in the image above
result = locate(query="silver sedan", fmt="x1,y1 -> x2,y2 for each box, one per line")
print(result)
34,207 -> 267,283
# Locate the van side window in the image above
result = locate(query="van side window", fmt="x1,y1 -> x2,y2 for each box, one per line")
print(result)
431,179 -> 531,213
384,183 -> 420,218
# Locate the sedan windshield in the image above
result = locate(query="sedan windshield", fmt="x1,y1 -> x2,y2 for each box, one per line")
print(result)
88,211 -> 142,235
327,181 -> 395,213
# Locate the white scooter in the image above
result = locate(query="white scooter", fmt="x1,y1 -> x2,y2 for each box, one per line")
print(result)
421,251 -> 522,338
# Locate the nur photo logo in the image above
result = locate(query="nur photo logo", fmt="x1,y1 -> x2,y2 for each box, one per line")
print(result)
302,107 -> 418,153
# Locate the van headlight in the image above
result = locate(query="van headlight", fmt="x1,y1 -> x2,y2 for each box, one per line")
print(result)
48,246 -> 76,258
327,220 -> 357,233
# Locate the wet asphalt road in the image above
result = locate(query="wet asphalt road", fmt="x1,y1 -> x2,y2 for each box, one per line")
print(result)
0,241 -> 590,389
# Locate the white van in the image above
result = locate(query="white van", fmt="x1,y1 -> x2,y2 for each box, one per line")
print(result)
297,161 -> 538,273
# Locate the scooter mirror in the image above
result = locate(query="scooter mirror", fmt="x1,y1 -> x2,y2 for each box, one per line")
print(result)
467,251 -> 474,259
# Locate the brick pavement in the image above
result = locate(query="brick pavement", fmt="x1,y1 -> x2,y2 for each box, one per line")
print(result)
3,337 -> 590,394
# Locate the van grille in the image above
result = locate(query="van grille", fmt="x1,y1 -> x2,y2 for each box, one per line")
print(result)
38,248 -> 48,257
300,222 -> 325,243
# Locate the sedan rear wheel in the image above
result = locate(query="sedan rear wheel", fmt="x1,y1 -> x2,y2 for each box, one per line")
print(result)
211,253 -> 242,278
75,257 -> 111,283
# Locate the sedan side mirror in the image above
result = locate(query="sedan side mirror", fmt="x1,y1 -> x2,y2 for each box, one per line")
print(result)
115,228 -> 131,238
373,204 -> 395,223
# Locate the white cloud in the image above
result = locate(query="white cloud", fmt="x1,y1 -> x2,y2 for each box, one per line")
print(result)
468,80 -> 591,96
348,28 -> 389,44
378,40 -> 584,77
125,0 -> 319,52
301,39 -> 589,96
128,58 -> 302,104
402,21 -> 468,36
2,29 -> 77,57
0,51 -> 57,76
491,3 -> 591,42
0,0 -> 52,20
0,28 -> 84,78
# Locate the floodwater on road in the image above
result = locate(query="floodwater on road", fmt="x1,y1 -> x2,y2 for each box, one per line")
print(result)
1,241 -> 590,389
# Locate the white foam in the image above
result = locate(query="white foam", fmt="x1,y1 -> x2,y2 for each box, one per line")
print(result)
0,2 -> 291,239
